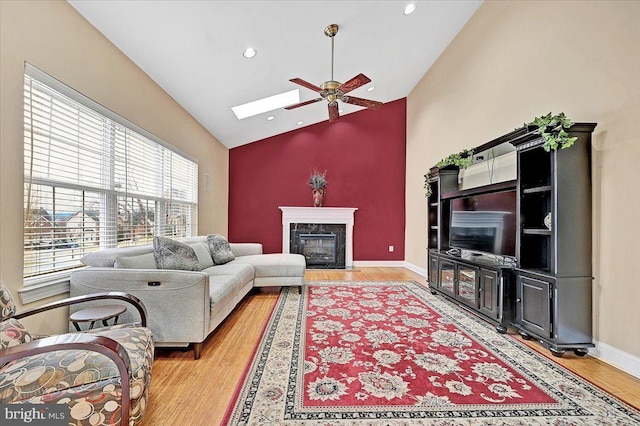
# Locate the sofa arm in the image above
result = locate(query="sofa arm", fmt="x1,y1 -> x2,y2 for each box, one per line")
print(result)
70,268 -> 210,344
230,243 -> 263,257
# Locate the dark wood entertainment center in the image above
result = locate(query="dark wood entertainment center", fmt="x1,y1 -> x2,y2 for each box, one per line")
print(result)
427,122 -> 597,357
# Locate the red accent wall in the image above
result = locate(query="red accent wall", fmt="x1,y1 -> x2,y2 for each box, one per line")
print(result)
229,98 -> 406,261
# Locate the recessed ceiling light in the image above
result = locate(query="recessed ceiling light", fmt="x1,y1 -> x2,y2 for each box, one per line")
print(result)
296,121 -> 304,125
231,89 -> 299,119
367,86 -> 375,92
266,115 -> 275,121
243,48 -> 257,59
404,4 -> 416,15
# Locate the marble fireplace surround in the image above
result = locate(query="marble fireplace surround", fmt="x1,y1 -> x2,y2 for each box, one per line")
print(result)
279,207 -> 357,268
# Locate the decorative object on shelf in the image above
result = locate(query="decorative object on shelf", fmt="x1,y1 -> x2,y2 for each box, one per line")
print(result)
544,212 -> 552,230
308,169 -> 327,207
423,174 -> 432,198
527,112 -> 578,152
436,148 -> 474,169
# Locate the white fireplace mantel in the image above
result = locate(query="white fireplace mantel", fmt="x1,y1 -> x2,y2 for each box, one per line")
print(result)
279,207 -> 357,267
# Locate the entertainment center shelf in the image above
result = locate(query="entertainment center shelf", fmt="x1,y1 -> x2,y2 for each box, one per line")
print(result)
523,229 -> 551,235
522,186 -> 551,194
426,122 -> 597,357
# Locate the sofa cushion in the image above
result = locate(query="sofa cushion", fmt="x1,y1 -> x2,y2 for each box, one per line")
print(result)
191,242 -> 214,269
230,243 -> 263,257
177,236 -> 208,245
208,274 -> 240,315
233,253 -> 306,278
207,234 -> 235,265
82,245 -> 153,267
153,237 -> 200,271
203,263 -> 255,287
114,253 -> 157,269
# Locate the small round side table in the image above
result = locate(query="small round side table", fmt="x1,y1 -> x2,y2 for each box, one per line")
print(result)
70,305 -> 127,331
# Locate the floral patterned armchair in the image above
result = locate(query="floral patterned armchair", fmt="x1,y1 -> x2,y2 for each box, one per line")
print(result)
0,280 -> 154,425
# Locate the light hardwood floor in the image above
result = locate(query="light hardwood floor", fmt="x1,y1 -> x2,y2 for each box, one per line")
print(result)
142,267 -> 640,425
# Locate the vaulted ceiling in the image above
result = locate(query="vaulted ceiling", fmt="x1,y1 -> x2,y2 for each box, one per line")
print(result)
68,1 -> 482,148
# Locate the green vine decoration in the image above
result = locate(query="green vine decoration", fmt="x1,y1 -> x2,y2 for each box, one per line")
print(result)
423,149 -> 473,198
423,174 -> 432,198
527,112 -> 577,152
435,149 -> 474,169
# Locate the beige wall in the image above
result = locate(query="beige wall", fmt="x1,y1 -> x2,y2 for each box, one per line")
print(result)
406,1 -> 640,360
0,1 -> 228,332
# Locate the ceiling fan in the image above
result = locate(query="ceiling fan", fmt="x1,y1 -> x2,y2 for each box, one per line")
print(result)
285,24 -> 383,122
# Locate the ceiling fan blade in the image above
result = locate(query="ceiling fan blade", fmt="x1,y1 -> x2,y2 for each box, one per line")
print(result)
284,98 -> 323,110
342,95 -> 383,110
289,78 -> 323,93
338,73 -> 371,94
328,103 -> 340,122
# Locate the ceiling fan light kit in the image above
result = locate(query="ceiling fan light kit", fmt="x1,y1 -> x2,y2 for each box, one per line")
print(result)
286,24 -> 383,122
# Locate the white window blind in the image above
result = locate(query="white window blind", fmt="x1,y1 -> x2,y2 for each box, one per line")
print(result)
23,64 -> 198,285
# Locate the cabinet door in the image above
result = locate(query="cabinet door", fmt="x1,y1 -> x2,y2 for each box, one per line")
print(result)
517,274 -> 552,338
456,264 -> 479,309
427,181 -> 440,250
439,260 -> 455,297
428,254 -> 439,288
479,269 -> 499,319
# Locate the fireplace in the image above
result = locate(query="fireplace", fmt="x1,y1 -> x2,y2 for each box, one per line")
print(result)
300,233 -> 337,265
290,224 -> 345,268
280,207 -> 357,269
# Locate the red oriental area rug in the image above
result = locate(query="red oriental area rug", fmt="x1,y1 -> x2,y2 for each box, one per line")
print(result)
223,281 -> 640,425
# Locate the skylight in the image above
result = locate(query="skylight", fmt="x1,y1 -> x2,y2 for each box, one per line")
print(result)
231,89 -> 300,120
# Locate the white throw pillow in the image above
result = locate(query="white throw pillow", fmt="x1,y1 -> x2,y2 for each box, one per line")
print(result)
191,242 -> 214,269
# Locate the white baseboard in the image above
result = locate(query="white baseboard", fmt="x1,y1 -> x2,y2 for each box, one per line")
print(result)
352,260 -> 407,268
403,261 -> 427,277
350,261 -> 427,278
590,340 -> 640,379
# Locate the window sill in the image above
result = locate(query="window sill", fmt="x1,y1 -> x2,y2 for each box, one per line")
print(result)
19,274 -> 71,304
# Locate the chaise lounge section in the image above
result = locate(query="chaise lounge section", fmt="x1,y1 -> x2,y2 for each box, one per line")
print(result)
70,236 -> 305,358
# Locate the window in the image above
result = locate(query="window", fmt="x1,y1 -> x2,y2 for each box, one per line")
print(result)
23,64 -> 198,286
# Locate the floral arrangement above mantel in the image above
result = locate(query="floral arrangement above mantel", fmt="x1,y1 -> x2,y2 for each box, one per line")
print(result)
526,112 -> 577,152
308,170 -> 327,190
308,169 -> 327,207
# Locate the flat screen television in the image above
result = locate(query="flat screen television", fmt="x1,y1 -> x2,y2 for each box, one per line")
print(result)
449,189 -> 517,258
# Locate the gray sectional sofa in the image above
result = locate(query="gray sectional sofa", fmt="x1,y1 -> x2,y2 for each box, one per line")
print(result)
69,236 -> 305,358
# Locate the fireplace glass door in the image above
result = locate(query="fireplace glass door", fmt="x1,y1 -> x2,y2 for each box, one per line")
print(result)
439,261 -> 455,296
456,264 -> 479,308
300,233 -> 337,265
